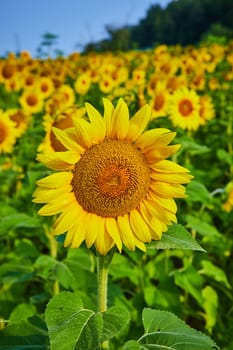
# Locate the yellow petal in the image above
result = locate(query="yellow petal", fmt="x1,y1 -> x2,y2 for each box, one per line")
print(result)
37,152 -> 79,171
64,226 -> 76,247
33,185 -> 72,203
111,98 -> 129,139
143,197 -> 171,224
117,214 -> 136,251
129,209 -> 151,242
139,202 -> 165,239
127,104 -> 151,141
103,97 -> 114,137
146,194 -> 177,223
150,170 -> 193,184
145,144 -> 181,163
150,180 -> 187,198
52,127 -> 84,153
53,202 -> 83,235
151,160 -> 191,173
73,118 -> 96,148
70,210 -> 88,248
35,172 -> 72,188
85,213 -> 99,248
85,102 -> 106,139
94,217 -> 113,255
135,128 -> 171,149
105,217 -> 122,252
38,193 -> 75,216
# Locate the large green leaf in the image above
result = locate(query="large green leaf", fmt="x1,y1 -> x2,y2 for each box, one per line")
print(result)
147,224 -> 205,251
123,340 -> 140,349
0,213 -> 40,234
186,215 -> 220,237
0,316 -> 48,349
138,308 -> 219,349
202,286 -> 218,333
200,260 -> 231,288
101,306 -> 130,342
185,181 -> 210,204
45,291 -> 130,350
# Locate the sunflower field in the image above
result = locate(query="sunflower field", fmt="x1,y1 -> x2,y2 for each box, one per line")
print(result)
0,40 -> 233,350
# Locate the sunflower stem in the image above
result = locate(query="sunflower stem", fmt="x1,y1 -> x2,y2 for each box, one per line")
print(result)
97,250 -> 114,350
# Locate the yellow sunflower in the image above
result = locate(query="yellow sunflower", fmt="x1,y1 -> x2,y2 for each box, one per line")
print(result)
38,107 -> 85,153
0,111 -> 18,154
33,98 -> 192,255
199,95 -> 215,126
6,109 -> 30,137
74,73 -> 91,95
149,82 -> 171,120
19,89 -> 44,115
223,182 -> 233,213
168,87 -> 200,131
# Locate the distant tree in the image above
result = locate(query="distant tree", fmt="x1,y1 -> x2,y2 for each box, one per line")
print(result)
36,32 -> 59,58
82,0 -> 233,52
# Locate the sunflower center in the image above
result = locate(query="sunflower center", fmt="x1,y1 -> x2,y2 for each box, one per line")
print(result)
154,93 -> 165,111
10,111 -> 25,127
0,123 -> 7,143
179,99 -> 193,116
72,139 -> 151,217
2,64 -> 15,79
26,95 -> 38,106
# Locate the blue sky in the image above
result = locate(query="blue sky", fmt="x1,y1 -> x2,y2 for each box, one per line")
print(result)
1,0 -> 171,57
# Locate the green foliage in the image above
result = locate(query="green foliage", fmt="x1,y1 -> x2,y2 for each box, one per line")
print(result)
84,0 -> 233,52
45,291 -> 130,350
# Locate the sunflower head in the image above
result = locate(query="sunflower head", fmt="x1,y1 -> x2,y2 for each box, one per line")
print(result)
168,87 -> 201,131
33,98 -> 192,255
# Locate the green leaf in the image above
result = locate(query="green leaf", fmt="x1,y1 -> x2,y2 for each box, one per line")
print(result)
0,335 -> 47,350
147,224 -> 205,251
0,315 -> 48,337
101,306 -> 130,342
0,213 -> 40,234
179,137 -> 210,155
53,261 -> 73,289
0,263 -> 34,284
217,149 -> 233,165
186,215 -> 220,237
45,292 -> 130,350
185,181 -> 210,204
199,260 -> 231,288
123,340 -> 140,350
9,303 -> 37,322
139,308 -> 219,349
14,239 -> 40,259
174,266 -> 203,304
34,255 -> 56,280
202,286 -> 218,333
45,291 -> 99,350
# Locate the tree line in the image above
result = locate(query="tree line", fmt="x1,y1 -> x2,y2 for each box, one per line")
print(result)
83,0 -> 233,52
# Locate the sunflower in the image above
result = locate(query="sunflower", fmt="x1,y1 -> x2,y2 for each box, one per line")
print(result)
168,87 -> 200,131
149,82 -> 171,120
6,109 -> 30,137
0,111 -> 18,154
38,107 -> 85,153
199,95 -> 215,126
74,73 -> 91,95
223,182 -> 233,213
19,89 -> 44,115
33,98 -> 192,255
37,77 -> 55,99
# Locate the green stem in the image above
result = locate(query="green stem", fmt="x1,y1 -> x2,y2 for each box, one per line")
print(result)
97,250 -> 114,350
44,224 -> 60,295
